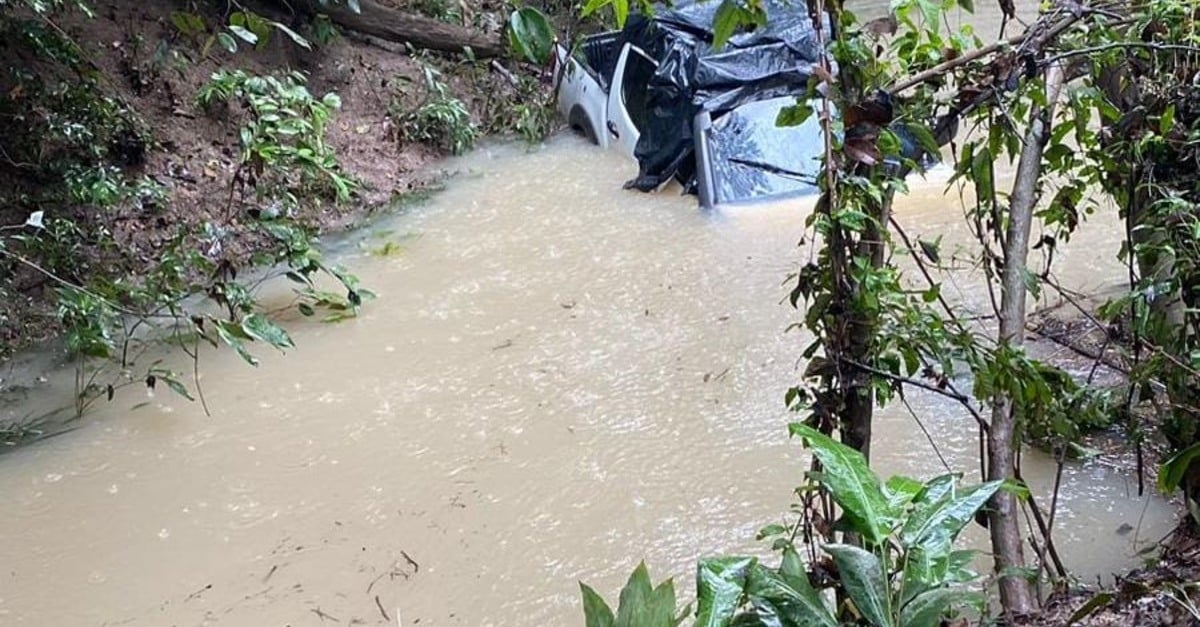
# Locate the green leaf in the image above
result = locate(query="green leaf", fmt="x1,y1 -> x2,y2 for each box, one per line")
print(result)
1159,441 -> 1200,493
241,313 -> 295,350
580,0 -> 612,19
162,376 -> 196,402
217,31 -> 238,53
900,480 -> 1001,556
581,583 -> 616,627
824,544 -> 893,627
1067,591 -> 1113,625
712,0 -> 757,50
789,423 -> 894,546
228,24 -> 259,45
270,20 -> 312,50
756,524 -> 787,540
1160,103 -> 1176,135
970,146 -> 993,200
170,11 -> 207,37
899,588 -> 979,627
906,123 -> 941,159
696,557 -> 754,626
884,475 -> 924,511
215,320 -> 259,366
745,559 -> 837,627
615,563 -> 678,627
508,7 -> 555,65
777,103 -> 814,128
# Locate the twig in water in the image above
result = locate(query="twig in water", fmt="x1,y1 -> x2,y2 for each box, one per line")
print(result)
310,606 -> 340,622
375,595 -> 391,621
401,550 -> 420,573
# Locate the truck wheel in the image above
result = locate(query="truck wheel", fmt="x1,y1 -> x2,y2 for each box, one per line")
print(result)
568,106 -> 599,145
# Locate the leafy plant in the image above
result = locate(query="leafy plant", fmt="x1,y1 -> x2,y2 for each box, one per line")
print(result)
198,69 -> 356,202
583,426 -> 996,626
581,563 -> 689,627
390,63 -> 477,155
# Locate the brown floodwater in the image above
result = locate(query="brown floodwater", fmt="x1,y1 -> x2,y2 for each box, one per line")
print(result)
0,134 -> 1173,625
0,3 -> 1172,622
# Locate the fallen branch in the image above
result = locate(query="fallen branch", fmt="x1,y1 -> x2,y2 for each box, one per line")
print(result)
292,0 -> 506,57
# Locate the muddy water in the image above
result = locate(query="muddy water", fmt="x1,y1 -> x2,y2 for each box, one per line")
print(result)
0,135 -> 1173,625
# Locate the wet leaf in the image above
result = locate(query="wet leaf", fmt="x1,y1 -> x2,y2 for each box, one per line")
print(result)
163,376 -> 195,401
901,480 -> 1002,556
777,103 -> 814,128
1067,592 -> 1114,625
745,560 -> 838,627
712,0 -> 765,49
228,24 -> 258,45
509,7 -> 555,65
270,20 -> 312,50
217,31 -> 238,53
241,313 -> 295,350
581,583 -> 616,627
1159,441 -> 1200,493
900,588 -> 980,627
918,239 -> 940,263
696,557 -> 753,626
824,544 -> 893,627
884,475 -> 924,510
789,423 -> 894,545
615,563 -> 679,627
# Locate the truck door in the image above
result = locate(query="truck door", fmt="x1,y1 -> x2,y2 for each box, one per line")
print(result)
606,43 -> 657,159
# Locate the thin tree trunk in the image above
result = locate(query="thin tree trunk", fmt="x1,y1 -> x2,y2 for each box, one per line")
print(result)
988,63 -> 1065,618
841,193 -> 895,462
292,0 -> 506,57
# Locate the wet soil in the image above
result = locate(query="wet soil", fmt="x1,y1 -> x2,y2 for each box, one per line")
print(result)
0,0 -> 536,356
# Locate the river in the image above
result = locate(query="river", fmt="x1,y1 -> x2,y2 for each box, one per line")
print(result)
0,131 -> 1174,625
0,1 -> 1176,623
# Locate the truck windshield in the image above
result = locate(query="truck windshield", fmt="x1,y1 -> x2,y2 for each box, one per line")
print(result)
704,97 -> 824,206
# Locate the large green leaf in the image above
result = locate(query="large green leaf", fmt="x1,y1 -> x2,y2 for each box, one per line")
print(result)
900,480 -> 1001,556
912,474 -> 957,506
581,582 -> 616,627
508,7 -> 554,65
710,0 -> 766,49
614,563 -> 678,627
744,559 -> 837,627
1159,441 -> 1200,494
696,557 -> 754,627
900,549 -> 978,606
789,424 -> 895,545
824,544 -> 893,627
899,588 -> 980,627
241,313 -> 295,350
884,475 -> 924,511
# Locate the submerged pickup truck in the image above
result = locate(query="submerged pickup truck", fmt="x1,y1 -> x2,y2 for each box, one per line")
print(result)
553,0 -> 828,210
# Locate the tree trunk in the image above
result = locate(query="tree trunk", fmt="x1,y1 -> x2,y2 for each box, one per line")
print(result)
988,63 -> 1065,618
293,0 -> 506,57
840,192 -> 894,462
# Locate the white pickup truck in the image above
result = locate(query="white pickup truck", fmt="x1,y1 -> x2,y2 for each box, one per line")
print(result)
552,1 -> 828,210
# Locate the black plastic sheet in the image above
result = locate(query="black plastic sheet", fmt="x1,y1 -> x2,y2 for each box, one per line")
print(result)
621,0 -> 827,193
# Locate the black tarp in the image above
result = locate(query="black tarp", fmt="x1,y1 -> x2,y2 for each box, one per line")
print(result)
620,0 -> 827,193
